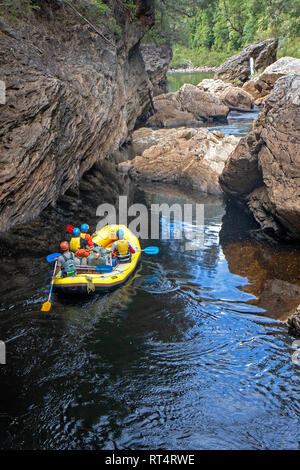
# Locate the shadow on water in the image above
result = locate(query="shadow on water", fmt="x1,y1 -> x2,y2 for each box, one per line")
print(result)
0,98 -> 300,449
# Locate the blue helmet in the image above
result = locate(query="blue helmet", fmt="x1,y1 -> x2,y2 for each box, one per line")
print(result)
81,223 -> 89,233
117,229 -> 124,239
73,227 -> 80,237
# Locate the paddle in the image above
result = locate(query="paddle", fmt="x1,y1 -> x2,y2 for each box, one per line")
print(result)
41,261 -> 57,312
46,253 -> 61,263
137,246 -> 159,255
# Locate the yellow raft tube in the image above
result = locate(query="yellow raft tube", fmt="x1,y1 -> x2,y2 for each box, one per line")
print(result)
53,225 -> 141,295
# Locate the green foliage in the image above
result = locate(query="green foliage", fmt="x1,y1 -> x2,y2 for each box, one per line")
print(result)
146,0 -> 300,64
66,0 -> 122,36
0,0 -> 39,18
170,44 -> 234,67
88,0 -> 108,17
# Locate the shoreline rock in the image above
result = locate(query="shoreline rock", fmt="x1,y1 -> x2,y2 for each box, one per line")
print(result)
119,127 -> 240,195
168,66 -> 217,73
219,74 -> 300,240
197,78 -> 254,111
286,306 -> 300,337
214,39 -> 278,86
145,83 -> 230,128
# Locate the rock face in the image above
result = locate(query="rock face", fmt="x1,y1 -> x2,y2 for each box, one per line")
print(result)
286,305 -> 300,337
140,43 -> 173,95
241,78 -> 267,106
252,56 -> 300,98
147,84 -> 230,127
147,92 -> 200,128
176,84 -> 230,121
0,0 -> 154,232
214,39 -> 278,85
120,127 -> 240,195
242,57 -> 300,106
220,74 -> 300,239
198,79 -> 254,111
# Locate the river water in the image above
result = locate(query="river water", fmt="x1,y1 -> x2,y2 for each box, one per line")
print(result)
0,73 -> 300,450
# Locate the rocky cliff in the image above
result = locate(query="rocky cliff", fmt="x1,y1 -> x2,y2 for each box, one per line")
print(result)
0,0 -> 154,232
220,74 -> 300,240
140,43 -> 173,95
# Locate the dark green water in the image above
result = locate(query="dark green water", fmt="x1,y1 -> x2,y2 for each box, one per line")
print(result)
0,74 -> 300,450
167,71 -> 214,93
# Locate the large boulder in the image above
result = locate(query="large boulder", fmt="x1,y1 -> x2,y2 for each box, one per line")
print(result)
220,74 -> 300,239
253,56 -> 300,97
242,57 -> 300,106
140,43 -> 173,95
198,79 -> 254,111
214,39 -> 278,86
242,78 -> 267,106
176,83 -> 230,122
147,84 -> 230,127
120,127 -> 240,195
147,92 -> 201,128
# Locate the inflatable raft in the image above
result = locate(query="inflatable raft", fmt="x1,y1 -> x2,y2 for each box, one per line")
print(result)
53,225 -> 141,295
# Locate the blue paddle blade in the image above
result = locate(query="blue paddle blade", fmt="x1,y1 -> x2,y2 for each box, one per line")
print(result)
46,253 -> 61,262
96,265 -> 113,273
143,246 -> 159,255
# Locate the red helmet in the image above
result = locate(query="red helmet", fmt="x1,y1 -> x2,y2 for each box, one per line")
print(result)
60,241 -> 69,251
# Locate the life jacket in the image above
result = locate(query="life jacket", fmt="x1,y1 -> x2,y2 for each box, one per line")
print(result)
70,236 -> 88,252
75,249 -> 90,258
116,240 -> 131,263
80,232 -> 94,247
61,253 -> 77,277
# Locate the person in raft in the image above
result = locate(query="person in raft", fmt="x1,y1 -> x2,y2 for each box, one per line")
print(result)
111,229 -> 135,264
53,242 -> 77,279
69,227 -> 92,253
80,224 -> 95,248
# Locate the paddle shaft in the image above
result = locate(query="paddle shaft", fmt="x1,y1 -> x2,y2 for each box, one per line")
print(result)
47,261 -> 57,301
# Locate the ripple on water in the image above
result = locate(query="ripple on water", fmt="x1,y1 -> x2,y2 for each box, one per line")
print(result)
1,166 -> 300,450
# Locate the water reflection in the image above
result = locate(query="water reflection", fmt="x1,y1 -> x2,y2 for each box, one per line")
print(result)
1,153 -> 300,450
220,201 -> 300,320
167,71 -> 215,93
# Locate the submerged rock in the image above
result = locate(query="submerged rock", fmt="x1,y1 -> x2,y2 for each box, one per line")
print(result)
214,39 -> 278,85
220,74 -> 300,239
120,127 -> 240,195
